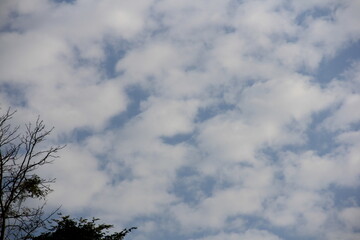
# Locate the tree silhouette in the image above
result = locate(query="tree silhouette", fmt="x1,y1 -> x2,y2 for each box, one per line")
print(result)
0,108 -> 63,240
33,215 -> 137,240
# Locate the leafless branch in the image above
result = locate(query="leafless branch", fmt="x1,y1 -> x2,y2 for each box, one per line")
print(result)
0,108 -> 63,240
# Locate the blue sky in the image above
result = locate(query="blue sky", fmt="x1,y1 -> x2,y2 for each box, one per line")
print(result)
1,0 -> 360,239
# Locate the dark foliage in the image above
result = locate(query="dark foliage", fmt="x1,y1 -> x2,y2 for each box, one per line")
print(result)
33,215 -> 137,240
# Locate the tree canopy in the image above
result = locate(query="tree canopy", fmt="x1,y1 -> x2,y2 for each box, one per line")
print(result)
33,215 -> 136,240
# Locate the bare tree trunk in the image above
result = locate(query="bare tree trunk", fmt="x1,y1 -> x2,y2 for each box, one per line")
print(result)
0,216 -> 5,240
1,151 -> 6,240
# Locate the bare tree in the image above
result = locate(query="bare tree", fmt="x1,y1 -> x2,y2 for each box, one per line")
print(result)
0,108 -> 63,240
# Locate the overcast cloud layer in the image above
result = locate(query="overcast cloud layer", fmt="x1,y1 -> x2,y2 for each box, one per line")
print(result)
1,0 -> 360,239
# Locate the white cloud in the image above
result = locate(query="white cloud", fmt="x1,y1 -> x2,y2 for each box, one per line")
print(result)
1,0 -> 360,240
0,0 -> 153,134
41,144 -> 108,211
195,74 -> 334,170
282,151 -> 340,190
31,79 -> 128,132
264,189 -> 330,234
0,32 -> 69,81
192,229 -> 282,240
339,207 -> 360,230
323,61 -> 360,131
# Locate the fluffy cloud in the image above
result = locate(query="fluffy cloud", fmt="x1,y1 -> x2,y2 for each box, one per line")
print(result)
1,0 -> 360,240
192,229 -> 283,240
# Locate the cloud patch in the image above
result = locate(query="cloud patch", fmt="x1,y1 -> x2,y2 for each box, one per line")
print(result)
1,1 -> 360,240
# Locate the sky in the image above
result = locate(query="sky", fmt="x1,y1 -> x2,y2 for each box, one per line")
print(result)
0,0 -> 360,239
